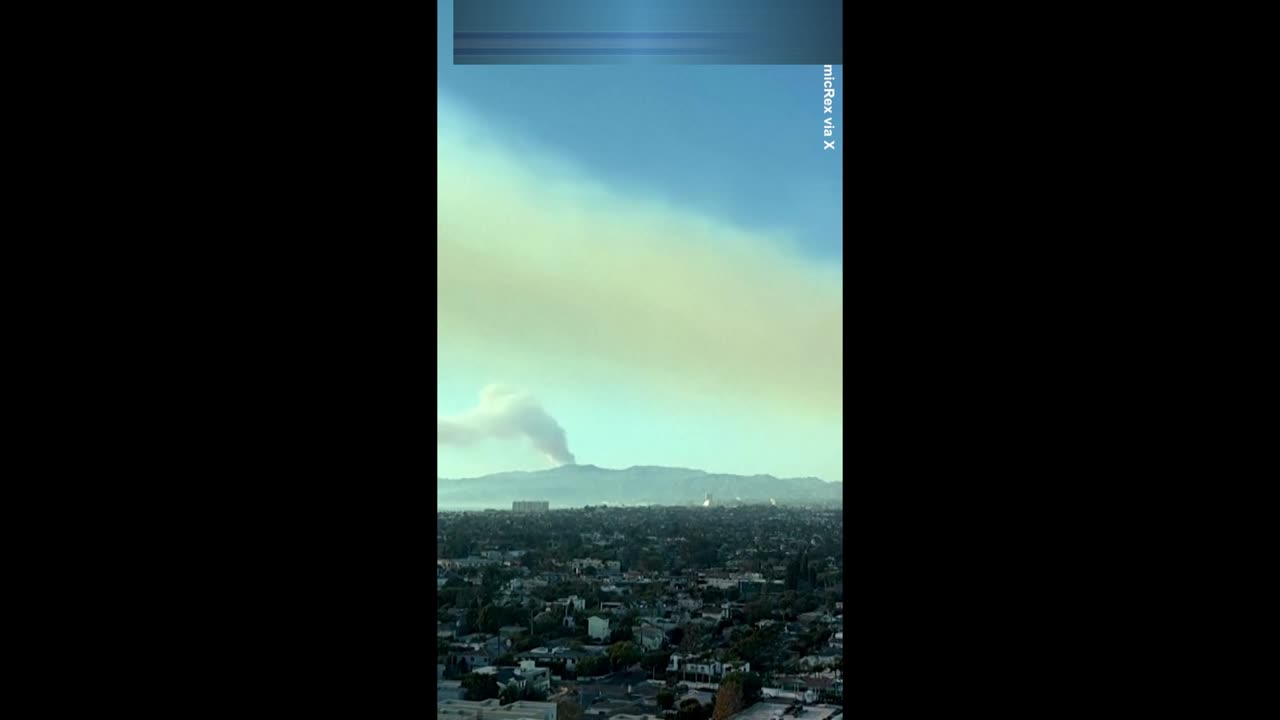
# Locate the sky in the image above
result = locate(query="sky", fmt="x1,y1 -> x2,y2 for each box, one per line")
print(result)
437,0 -> 843,482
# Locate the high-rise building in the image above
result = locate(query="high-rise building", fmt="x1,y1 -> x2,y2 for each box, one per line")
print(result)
512,500 -> 549,513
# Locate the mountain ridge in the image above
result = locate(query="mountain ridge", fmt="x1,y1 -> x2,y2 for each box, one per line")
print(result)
437,464 -> 842,509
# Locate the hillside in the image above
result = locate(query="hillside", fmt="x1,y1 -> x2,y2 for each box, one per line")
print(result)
436,464 -> 842,509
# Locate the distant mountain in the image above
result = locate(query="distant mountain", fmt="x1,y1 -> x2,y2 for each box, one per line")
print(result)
436,464 -> 842,509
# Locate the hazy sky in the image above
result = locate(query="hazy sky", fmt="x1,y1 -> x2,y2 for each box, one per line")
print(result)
437,0 -> 843,481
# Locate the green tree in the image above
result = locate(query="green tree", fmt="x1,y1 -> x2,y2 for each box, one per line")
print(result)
608,641 -> 642,670
641,651 -> 671,676
500,684 -> 520,704
576,655 -> 606,677
482,565 -> 505,595
745,599 -> 773,624
462,673 -> 500,701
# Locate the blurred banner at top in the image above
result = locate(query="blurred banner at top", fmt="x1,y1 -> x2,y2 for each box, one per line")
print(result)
454,0 -> 843,64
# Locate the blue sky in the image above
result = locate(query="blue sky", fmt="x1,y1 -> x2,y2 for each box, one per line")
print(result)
437,0 -> 843,482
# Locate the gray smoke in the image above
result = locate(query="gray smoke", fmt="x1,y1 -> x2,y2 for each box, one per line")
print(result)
438,385 -> 576,466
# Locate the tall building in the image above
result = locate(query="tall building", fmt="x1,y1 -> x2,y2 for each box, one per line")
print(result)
512,501 -> 550,513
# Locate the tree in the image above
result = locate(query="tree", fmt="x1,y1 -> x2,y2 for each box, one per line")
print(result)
657,691 -> 676,710
462,673 -> 500,701
668,627 -> 685,647
576,655 -> 606,677
745,600 -> 773,624
482,565 -> 505,596
641,651 -> 671,676
500,684 -> 520,704
785,559 -> 801,591
558,700 -> 584,720
608,641 -> 642,670
679,625 -> 705,654
724,672 -> 762,705
678,699 -> 705,720
711,676 -> 744,720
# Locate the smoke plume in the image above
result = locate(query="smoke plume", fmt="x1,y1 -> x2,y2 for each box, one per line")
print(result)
438,385 -> 576,466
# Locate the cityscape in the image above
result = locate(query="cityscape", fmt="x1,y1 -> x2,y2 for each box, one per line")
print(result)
436,2 -> 843,718
437,503 -> 843,720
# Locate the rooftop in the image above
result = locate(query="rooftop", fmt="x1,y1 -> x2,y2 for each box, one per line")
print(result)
729,702 -> 843,720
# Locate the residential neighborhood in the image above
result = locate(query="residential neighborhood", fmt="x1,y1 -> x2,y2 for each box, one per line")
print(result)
437,505 -> 842,720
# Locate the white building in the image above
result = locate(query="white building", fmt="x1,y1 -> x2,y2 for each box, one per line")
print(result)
633,626 -> 665,651
497,661 -> 551,694
588,616 -> 610,641
438,699 -> 558,720
667,653 -> 750,679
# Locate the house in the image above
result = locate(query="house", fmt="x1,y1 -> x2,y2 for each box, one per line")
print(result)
796,611 -> 836,626
633,626 -> 665,651
500,626 -> 528,640
799,649 -> 841,669
449,647 -> 498,672
667,654 -> 749,680
699,606 -> 726,621
515,646 -> 595,672
589,616 -> 611,641
437,699 -> 558,720
725,702 -> 842,720
493,662 -> 551,694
